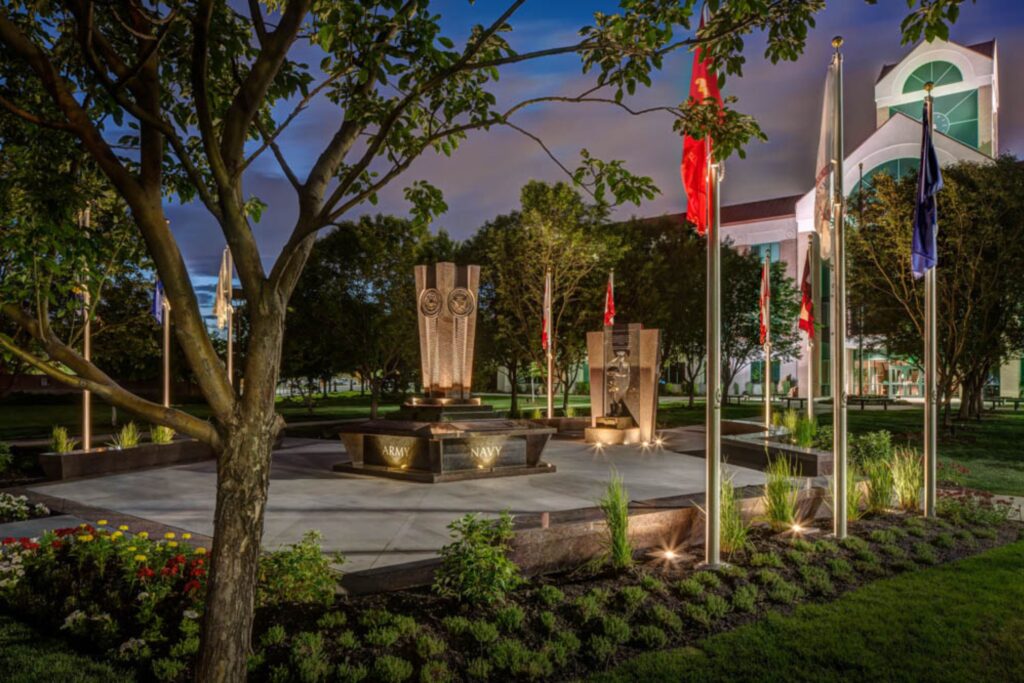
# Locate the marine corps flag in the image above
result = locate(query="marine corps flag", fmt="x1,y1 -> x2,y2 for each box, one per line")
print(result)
759,257 -> 771,347
681,22 -> 723,237
603,271 -> 616,326
799,253 -> 815,339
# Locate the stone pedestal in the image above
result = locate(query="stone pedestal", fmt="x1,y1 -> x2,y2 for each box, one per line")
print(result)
585,323 -> 662,445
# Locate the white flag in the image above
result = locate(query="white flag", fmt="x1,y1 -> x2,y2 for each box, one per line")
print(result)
214,248 -> 233,330
814,56 -> 838,260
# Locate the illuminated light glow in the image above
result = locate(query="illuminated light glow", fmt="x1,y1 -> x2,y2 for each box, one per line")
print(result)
662,549 -> 677,560
470,444 -> 502,469
380,442 -> 413,469
791,523 -> 805,533
654,437 -> 665,447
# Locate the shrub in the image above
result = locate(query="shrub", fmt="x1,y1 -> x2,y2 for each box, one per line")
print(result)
682,603 -> 711,628
107,422 -> 141,450
938,493 -> 1013,527
365,626 -> 401,647
879,543 -> 907,559
617,585 -> 648,614
719,563 -> 748,581
150,425 -> 176,445
465,658 -> 491,681
766,579 -> 804,604
335,662 -> 368,683
721,474 -> 749,556
754,569 -> 782,586
693,571 -> 722,590
784,549 -> 809,567
912,542 -> 939,565
840,535 -> 870,553
441,616 -> 470,637
419,661 -> 451,683
799,565 -> 835,596
891,446 -> 924,512
535,584 -> 564,608
601,615 -> 631,644
260,624 -> 287,648
0,492 -> 49,523
0,442 -> 12,474
850,430 -> 893,466
749,551 -> 783,568
573,588 -> 610,622
291,631 -> 331,683
790,538 -> 815,553
490,638 -> 553,679
674,577 -> 704,598
257,530 -> 341,608
467,619 -> 500,646
335,630 -> 359,650
826,557 -> 854,581
648,604 -> 683,633
932,532 -> 956,549
633,624 -> 668,649
537,610 -> 557,634
50,425 -> 78,453
891,558 -> 918,573
813,539 -> 839,555
316,611 -> 347,630
373,655 -> 413,683
495,604 -> 525,633
703,594 -> 730,620
763,456 -> 800,531
639,573 -> 666,593
433,512 -> 521,606
869,529 -> 898,545
551,630 -> 581,659
599,471 -> 633,571
587,635 -> 616,664
813,424 -> 833,451
731,583 -> 758,612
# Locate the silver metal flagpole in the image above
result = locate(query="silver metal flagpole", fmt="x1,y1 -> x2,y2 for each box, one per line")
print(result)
705,159 -> 723,566
162,295 -> 171,408
764,254 -> 772,431
923,81 -> 938,517
81,206 -> 92,451
226,248 -> 234,388
806,241 -> 816,421
831,36 -> 848,538
545,268 -> 554,420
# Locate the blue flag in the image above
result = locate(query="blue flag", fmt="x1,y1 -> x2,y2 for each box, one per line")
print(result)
911,103 -> 943,278
151,280 -> 165,325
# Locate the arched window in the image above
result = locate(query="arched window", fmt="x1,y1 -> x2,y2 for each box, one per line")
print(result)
848,157 -> 921,198
901,61 -> 963,93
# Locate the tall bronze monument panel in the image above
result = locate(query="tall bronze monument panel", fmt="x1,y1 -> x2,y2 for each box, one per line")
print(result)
415,262 -> 479,400
585,323 -> 661,444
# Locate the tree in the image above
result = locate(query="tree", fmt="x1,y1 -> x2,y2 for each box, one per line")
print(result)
0,1 -> 971,678
847,157 -> 1024,422
720,248 -> 801,397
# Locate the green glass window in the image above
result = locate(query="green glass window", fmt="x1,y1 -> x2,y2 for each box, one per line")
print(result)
751,242 -> 780,263
890,89 -> 979,149
751,360 -> 781,385
849,157 -> 921,198
901,61 -> 963,94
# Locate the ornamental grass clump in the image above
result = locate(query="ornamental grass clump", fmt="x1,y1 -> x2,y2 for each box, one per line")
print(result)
828,463 -> 864,521
763,456 -> 801,531
891,446 -> 924,512
599,471 -> 633,571
150,424 -> 176,445
863,455 -> 895,513
433,511 -> 522,606
109,422 -> 141,450
50,425 -> 78,453
720,474 -> 750,556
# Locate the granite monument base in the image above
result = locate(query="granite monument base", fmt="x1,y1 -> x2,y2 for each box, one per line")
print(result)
335,417 -> 556,483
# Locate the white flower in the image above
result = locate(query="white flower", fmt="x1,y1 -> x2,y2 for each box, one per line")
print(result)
183,609 -> 199,620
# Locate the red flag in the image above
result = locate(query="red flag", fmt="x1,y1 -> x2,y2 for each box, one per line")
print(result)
759,258 -> 770,347
799,252 -> 815,339
681,30 -> 723,237
542,271 -> 551,351
603,271 -> 615,326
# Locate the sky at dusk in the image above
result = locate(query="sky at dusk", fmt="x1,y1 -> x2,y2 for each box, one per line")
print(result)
170,0 -> 1024,311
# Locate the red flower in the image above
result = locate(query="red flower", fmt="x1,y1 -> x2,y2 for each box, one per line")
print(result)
51,540 -> 62,550
1,537 -> 14,545
183,579 -> 201,593
54,528 -> 76,537
190,567 -> 206,578
137,566 -> 155,580
18,538 -> 39,551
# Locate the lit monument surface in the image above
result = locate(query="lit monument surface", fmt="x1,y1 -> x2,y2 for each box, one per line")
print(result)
584,323 -> 662,445
335,262 -> 556,482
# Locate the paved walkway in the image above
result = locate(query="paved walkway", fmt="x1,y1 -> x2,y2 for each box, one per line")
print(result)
20,435 -> 763,573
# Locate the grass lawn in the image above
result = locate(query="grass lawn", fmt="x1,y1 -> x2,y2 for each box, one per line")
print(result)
595,539 -> 1024,683
0,614 -> 134,683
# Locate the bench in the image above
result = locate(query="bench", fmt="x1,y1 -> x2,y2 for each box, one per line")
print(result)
850,396 -> 894,410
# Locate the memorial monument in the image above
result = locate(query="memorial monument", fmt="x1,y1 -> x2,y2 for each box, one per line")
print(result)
335,262 -> 556,482
585,323 -> 662,445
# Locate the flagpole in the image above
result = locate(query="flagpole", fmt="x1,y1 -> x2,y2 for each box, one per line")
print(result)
705,158 -> 723,567
545,268 -> 554,420
923,81 -> 938,518
163,296 -> 171,408
80,206 -> 92,451
226,248 -> 234,388
831,36 -> 848,539
765,253 -> 770,430
806,241 -> 816,421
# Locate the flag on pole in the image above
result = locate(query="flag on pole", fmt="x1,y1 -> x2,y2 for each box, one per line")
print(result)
151,280 -> 165,325
603,271 -> 615,326
681,22 -> 723,237
813,56 -> 838,259
759,258 -> 771,346
541,271 -> 551,351
214,248 -> 233,330
799,253 -> 815,338
911,102 -> 943,278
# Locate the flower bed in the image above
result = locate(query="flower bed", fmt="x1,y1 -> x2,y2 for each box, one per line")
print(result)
38,439 -> 215,480
0,492 -> 49,524
2,495 -> 1019,682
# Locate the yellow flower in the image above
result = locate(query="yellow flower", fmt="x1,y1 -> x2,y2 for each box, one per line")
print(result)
78,523 -> 88,529
137,532 -> 149,540
79,534 -> 94,542
111,531 -> 123,539
133,554 -> 147,562
118,525 -> 129,532
182,533 -> 192,540
195,547 -> 207,555
167,541 -> 179,548
164,532 -> 176,540
97,519 -> 108,526
127,546 -> 137,552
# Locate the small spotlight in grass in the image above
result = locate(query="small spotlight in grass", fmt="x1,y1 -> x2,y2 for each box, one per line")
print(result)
791,522 -> 805,534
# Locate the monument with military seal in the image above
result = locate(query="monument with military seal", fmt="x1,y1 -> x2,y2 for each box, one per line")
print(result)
334,262 -> 556,482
